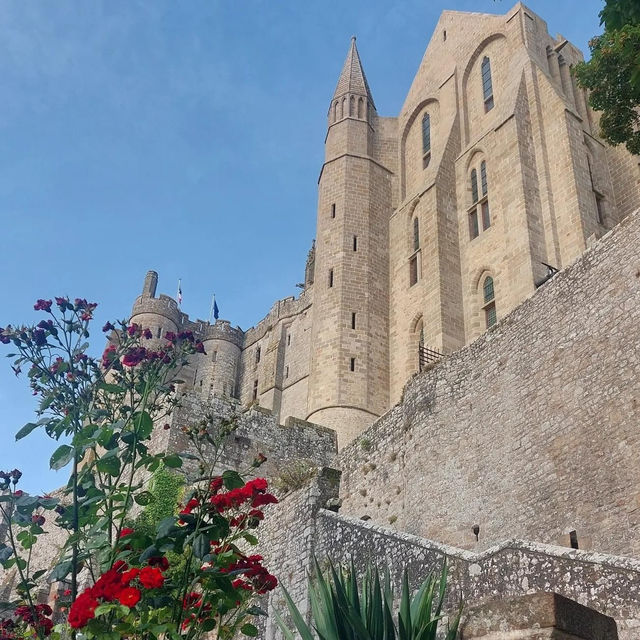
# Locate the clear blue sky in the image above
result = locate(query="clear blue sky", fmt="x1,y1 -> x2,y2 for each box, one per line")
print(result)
0,0 -> 603,493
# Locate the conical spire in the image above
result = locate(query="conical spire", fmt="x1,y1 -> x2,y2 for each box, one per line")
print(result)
332,36 -> 375,110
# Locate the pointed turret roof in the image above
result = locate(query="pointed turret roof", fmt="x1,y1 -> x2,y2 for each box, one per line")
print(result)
332,36 -> 375,109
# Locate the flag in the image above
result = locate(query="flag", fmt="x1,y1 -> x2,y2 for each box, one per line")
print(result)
177,279 -> 183,305
213,297 -> 219,320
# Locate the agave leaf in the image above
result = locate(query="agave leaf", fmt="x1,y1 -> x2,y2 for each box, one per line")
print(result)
278,582 -> 317,640
433,560 -> 448,619
311,559 -> 340,640
273,606 -> 300,640
445,600 -> 464,640
398,570 -> 411,640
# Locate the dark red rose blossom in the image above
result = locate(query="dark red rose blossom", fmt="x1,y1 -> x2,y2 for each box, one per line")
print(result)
68,592 -> 99,629
32,329 -> 47,347
118,587 -> 141,608
148,556 -> 170,570
122,347 -> 147,367
34,299 -> 52,312
119,527 -> 134,538
101,344 -> 117,368
31,514 -> 45,526
164,331 -> 176,343
142,328 -> 153,339
126,323 -> 140,337
194,341 -> 206,354
139,566 -> 164,589
102,322 -> 115,333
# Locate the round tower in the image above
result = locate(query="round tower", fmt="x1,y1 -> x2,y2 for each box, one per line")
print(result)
130,271 -> 181,341
200,321 -> 243,399
306,38 -> 391,447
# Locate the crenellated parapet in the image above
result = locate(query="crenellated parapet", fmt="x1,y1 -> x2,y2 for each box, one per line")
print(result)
131,294 -> 182,326
243,290 -> 312,348
202,320 -> 244,348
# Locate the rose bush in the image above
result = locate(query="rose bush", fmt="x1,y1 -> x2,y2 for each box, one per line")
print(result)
0,298 -> 278,639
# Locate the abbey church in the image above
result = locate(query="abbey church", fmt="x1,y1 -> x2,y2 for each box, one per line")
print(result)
131,2 -> 640,447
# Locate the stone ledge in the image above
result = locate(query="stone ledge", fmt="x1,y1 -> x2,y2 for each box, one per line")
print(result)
460,592 -> 618,639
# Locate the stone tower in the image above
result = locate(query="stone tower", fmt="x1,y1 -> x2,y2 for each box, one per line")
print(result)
306,38 -> 394,446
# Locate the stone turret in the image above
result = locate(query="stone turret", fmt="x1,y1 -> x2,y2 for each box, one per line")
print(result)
130,271 -> 181,341
199,321 -> 243,399
306,37 -> 392,447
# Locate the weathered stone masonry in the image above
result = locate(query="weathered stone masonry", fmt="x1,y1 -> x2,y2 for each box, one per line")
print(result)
339,208 -> 640,558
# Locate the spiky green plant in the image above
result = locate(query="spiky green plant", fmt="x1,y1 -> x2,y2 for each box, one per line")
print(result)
274,558 -> 462,640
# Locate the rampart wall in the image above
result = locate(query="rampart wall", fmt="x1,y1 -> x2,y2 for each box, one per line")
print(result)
166,393 -> 336,481
339,208 -> 640,557
259,471 -> 640,640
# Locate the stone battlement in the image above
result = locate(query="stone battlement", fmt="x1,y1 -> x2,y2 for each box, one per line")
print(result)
131,293 -> 182,325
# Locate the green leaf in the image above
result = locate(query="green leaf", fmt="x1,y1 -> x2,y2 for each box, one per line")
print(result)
222,470 -> 244,490
192,534 -> 209,559
15,422 -> 39,441
96,455 -> 121,476
135,491 -> 154,506
157,517 -> 176,538
163,454 -> 182,468
241,623 -> 259,637
98,382 -> 126,395
201,619 -> 217,632
133,411 -> 154,439
243,533 -> 258,545
48,560 -> 73,582
50,444 -> 74,470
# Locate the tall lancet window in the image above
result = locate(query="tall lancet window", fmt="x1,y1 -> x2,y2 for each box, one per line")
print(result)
481,57 -> 494,112
480,160 -> 490,230
422,113 -> 431,168
483,276 -> 496,328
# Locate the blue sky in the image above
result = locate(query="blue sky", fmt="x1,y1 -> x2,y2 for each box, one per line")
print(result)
0,0 -> 603,493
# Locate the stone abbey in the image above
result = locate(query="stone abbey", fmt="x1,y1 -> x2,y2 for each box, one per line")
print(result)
4,4 -> 640,637
131,2 -> 640,447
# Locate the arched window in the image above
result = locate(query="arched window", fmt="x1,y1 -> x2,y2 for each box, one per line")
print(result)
413,217 -> 420,251
358,97 -> 364,119
333,101 -> 338,122
480,160 -> 490,229
481,57 -> 494,112
469,169 -> 479,239
421,113 -> 431,168
468,160 -> 490,239
349,95 -> 355,116
482,276 -> 496,328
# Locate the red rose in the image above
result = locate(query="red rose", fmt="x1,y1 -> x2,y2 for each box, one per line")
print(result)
119,527 -> 134,538
252,493 -> 279,508
139,566 -> 164,589
121,568 -> 140,585
121,347 -> 147,367
34,299 -> 52,312
68,592 -> 99,628
118,587 -> 141,608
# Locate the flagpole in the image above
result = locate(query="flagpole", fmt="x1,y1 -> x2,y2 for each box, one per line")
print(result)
208,294 -> 216,323
177,279 -> 182,307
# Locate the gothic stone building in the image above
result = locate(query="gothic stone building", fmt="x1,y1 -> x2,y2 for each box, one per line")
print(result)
131,2 -> 640,447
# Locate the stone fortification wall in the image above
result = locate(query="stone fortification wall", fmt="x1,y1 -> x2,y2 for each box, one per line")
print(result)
237,291 -> 313,422
166,393 -> 336,482
259,472 -> 640,640
339,209 -> 640,557
315,510 -> 640,640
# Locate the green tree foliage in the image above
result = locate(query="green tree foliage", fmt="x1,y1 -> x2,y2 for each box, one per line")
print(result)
574,0 -> 640,154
